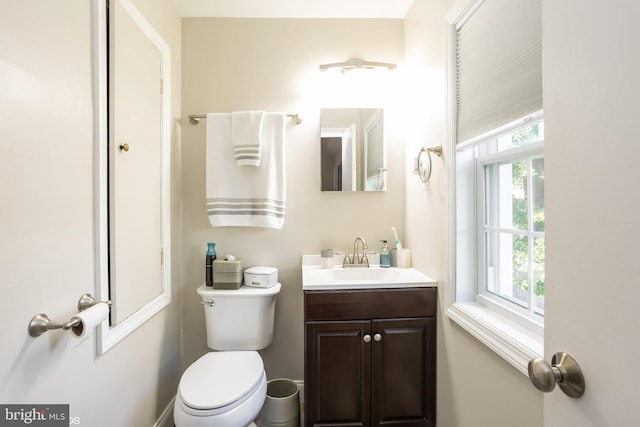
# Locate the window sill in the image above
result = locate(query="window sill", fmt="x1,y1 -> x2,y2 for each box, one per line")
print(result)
446,301 -> 543,375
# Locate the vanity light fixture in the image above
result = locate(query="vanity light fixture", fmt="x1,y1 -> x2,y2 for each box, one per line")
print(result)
319,58 -> 396,74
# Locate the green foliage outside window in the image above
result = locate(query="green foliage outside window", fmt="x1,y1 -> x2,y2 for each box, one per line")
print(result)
511,125 -> 545,299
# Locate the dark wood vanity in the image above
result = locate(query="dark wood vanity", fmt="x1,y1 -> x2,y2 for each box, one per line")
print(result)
304,287 -> 437,426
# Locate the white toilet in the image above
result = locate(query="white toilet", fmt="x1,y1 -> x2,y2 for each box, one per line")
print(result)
174,283 -> 281,427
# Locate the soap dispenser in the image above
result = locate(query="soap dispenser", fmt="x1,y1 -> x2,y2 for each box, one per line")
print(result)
205,242 -> 217,287
380,240 -> 391,268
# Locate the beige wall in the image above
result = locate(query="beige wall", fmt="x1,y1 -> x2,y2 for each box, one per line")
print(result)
0,1 -> 182,426
180,18 -> 406,379
182,9 -> 543,426
403,1 -> 543,426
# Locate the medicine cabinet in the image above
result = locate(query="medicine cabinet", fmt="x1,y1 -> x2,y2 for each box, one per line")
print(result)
93,0 -> 172,353
320,108 -> 386,192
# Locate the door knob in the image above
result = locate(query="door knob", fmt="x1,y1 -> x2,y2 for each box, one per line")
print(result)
374,333 -> 382,342
363,334 -> 372,343
527,351 -> 585,398
119,143 -> 130,152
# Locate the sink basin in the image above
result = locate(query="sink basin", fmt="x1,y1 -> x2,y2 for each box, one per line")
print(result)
302,255 -> 436,290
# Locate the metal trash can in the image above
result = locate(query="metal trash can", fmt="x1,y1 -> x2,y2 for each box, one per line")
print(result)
258,378 -> 300,427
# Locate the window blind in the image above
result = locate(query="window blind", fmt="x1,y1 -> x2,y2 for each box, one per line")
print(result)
456,0 -> 542,144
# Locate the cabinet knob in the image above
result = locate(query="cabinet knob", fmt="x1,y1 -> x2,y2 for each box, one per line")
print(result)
363,334 -> 371,343
374,333 -> 382,342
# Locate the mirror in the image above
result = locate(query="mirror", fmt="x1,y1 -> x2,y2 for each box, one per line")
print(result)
320,108 -> 386,191
94,0 -> 172,353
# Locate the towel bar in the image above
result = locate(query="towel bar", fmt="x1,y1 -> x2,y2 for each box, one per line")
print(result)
188,113 -> 302,125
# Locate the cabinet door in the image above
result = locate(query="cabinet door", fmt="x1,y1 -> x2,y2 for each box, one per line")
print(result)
109,0 -> 164,324
305,320 -> 371,427
371,318 -> 436,427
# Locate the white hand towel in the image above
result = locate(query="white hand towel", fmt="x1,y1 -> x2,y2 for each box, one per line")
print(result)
231,110 -> 265,166
206,112 -> 286,229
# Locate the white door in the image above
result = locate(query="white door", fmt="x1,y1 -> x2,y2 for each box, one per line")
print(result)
341,124 -> 357,191
543,1 -> 640,425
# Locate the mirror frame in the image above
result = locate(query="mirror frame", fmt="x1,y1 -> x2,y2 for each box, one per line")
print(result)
93,0 -> 172,354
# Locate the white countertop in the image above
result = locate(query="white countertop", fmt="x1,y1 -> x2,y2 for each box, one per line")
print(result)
302,254 -> 437,290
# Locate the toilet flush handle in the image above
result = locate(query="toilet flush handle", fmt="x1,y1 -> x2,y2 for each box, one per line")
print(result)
200,299 -> 215,307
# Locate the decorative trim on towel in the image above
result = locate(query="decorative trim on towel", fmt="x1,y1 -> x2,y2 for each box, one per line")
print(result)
233,144 -> 262,166
206,197 -> 285,229
232,111 -> 265,166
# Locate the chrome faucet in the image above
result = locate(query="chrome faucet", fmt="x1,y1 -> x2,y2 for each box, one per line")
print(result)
343,236 -> 370,268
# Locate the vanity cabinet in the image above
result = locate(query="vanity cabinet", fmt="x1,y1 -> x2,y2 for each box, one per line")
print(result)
304,287 -> 436,427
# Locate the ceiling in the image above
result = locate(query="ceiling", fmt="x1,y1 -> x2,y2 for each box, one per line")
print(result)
176,0 -> 415,19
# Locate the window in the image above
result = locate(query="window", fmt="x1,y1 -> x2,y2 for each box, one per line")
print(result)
475,119 -> 544,327
450,115 -> 545,373
445,0 -> 543,373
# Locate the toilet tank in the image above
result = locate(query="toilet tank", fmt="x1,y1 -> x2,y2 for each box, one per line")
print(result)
197,283 -> 281,350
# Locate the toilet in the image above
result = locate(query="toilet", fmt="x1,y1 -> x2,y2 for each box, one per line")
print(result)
174,282 -> 281,427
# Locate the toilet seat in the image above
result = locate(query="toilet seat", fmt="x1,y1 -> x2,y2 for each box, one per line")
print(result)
178,351 -> 265,416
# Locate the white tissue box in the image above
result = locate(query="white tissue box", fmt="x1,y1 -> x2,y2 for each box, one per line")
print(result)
244,266 -> 278,288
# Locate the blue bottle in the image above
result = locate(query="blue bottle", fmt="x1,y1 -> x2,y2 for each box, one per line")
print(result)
380,240 -> 391,268
206,242 -> 217,286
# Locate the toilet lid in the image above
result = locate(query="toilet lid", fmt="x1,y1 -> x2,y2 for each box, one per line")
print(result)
179,351 -> 264,410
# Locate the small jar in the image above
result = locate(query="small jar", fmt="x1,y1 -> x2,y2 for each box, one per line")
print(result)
320,249 -> 334,269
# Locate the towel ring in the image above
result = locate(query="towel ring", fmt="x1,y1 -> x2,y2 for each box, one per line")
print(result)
417,145 -> 443,183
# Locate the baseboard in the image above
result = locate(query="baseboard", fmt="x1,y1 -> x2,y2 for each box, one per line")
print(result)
155,396 -> 175,427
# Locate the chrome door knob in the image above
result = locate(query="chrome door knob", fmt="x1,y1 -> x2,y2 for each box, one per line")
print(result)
528,351 -> 585,398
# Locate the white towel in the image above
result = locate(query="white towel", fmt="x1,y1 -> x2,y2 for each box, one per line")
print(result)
206,112 -> 286,229
231,110 -> 265,166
